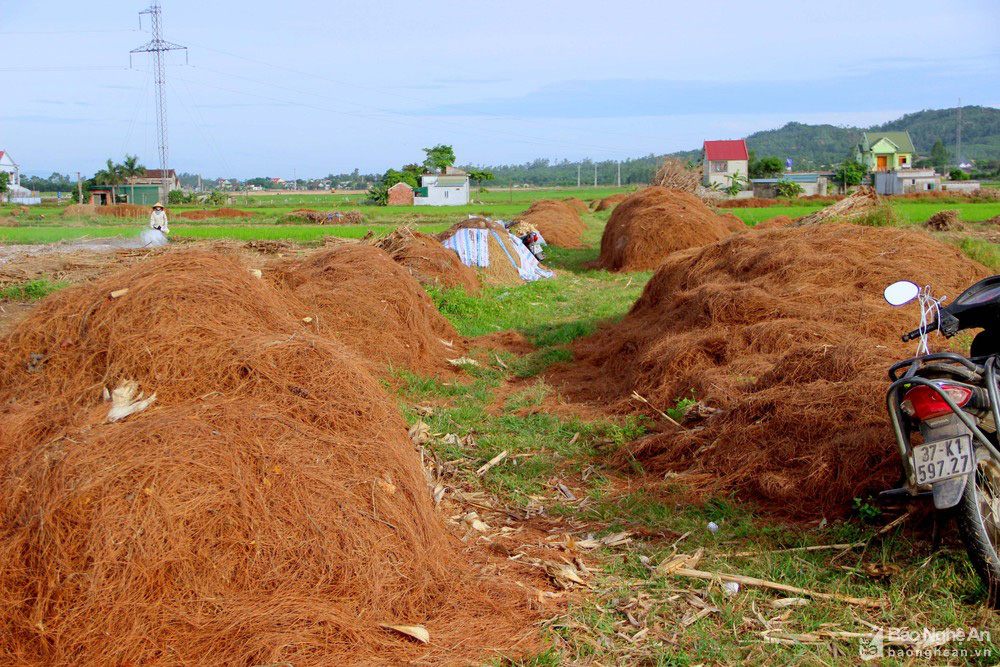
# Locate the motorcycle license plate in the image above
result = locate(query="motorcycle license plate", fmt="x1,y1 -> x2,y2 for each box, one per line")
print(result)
913,435 -> 973,485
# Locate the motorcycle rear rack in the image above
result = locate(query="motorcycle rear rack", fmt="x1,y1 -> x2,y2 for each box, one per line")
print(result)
886,354 -> 1000,489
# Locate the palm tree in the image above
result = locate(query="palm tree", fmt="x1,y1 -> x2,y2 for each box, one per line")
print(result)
102,159 -> 124,203
93,165 -> 113,205
120,154 -> 146,204
93,160 -> 126,205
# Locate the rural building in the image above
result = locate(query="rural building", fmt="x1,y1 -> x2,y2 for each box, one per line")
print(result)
702,140 -> 750,190
942,179 -> 982,193
88,184 -> 161,206
856,131 -> 915,172
132,169 -> 181,200
387,181 -> 415,206
872,167 -> 941,195
414,167 -> 470,206
0,150 -> 21,189
900,168 -> 941,193
751,172 -> 830,198
0,149 -> 39,204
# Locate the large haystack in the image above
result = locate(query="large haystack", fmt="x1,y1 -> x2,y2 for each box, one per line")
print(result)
0,251 -> 532,665
375,227 -> 482,293
516,199 -> 588,248
278,244 -> 462,375
596,187 -> 745,272
564,223 -> 989,516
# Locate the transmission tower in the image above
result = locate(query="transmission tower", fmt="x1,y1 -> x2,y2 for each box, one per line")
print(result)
131,1 -> 186,200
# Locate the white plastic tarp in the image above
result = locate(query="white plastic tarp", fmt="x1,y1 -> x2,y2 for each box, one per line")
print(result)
442,228 -> 553,282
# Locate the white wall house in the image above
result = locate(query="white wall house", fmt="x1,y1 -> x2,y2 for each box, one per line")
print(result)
414,167 -> 469,206
0,150 -> 20,189
0,149 -> 37,203
702,139 -> 750,190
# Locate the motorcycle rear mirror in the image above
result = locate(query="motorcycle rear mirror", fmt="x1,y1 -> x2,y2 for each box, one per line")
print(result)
884,281 -> 920,306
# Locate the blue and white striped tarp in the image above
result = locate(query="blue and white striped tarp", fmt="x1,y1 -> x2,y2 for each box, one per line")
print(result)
441,228 -> 554,282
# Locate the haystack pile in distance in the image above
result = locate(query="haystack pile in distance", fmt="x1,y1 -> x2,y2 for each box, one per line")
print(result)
375,227 -> 482,293
793,186 -> 882,226
924,209 -> 963,232
566,223 -> 989,517
0,251 -> 533,665
63,203 -> 151,218
651,158 -> 701,192
594,193 -> 627,211
515,199 -> 588,248
596,187 -> 745,272
289,209 -> 364,224
563,197 -> 590,214
176,208 -> 256,220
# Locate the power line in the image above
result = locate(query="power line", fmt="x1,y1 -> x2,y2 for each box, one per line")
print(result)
0,29 -> 141,35
0,66 -> 130,72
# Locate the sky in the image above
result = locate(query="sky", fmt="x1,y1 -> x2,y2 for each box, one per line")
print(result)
2,0 -> 998,180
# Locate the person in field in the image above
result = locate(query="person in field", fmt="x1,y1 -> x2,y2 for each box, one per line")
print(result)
149,202 -> 170,234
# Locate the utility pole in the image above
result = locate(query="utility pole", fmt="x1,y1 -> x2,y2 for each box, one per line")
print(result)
617,161 -> 621,187
593,164 -> 597,187
956,98 -> 963,167
131,1 -> 187,202
76,171 -> 83,203
577,163 -> 581,188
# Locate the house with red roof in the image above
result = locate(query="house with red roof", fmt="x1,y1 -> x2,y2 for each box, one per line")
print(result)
702,139 -> 749,190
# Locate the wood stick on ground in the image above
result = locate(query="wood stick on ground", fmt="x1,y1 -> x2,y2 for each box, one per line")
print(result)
670,567 -> 884,608
725,542 -> 866,558
631,391 -> 685,429
477,449 -> 509,476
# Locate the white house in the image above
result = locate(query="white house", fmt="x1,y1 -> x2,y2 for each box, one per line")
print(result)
414,167 -> 470,206
0,150 -> 20,189
703,139 -> 750,190
0,149 -> 36,203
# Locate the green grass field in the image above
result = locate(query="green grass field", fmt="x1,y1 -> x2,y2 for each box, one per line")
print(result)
3,187 -> 1000,245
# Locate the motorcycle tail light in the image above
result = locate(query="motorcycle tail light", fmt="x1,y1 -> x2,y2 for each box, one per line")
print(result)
901,383 -> 973,421
532,233 -> 539,242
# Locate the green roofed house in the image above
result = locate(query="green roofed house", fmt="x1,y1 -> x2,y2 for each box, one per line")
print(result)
856,131 -> 916,172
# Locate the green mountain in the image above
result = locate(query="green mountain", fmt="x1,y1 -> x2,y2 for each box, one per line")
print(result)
671,106 -> 1000,169
469,106 -> 998,186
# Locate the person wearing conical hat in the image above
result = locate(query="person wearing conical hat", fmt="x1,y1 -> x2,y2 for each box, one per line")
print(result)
149,202 -> 170,234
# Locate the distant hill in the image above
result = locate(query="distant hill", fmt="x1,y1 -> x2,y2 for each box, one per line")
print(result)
467,106 -> 998,186
669,106 -> 999,169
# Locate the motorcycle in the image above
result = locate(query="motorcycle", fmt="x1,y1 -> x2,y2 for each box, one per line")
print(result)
883,276 -> 1000,606
518,231 -> 546,262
